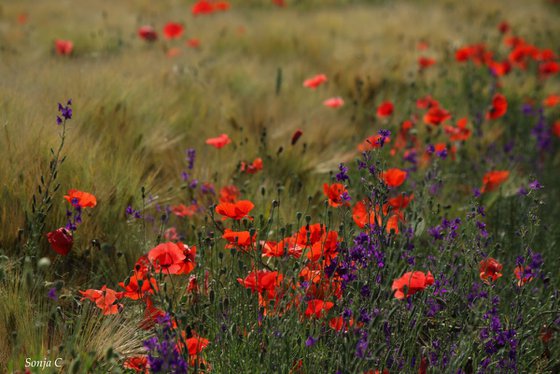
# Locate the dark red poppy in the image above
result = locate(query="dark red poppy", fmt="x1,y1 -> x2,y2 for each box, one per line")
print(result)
46,228 -> 73,255
138,26 -> 158,41
240,158 -> 263,174
55,39 -> 73,56
423,106 -> 451,126
498,21 -> 510,34
291,129 -> 303,145
486,93 -> 508,120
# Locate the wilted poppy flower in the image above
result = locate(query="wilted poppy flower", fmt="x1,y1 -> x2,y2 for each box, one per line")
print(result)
380,168 -> 407,188
323,97 -> 344,108
303,74 -> 327,89
498,21 -> 510,34
479,258 -> 503,284
138,26 -> 158,41
291,129 -> 303,145
55,39 -> 73,55
215,200 -> 254,220
423,106 -> 451,126
323,183 -> 348,207
172,204 -> 198,217
79,285 -> 123,315
139,297 -> 171,330
486,93 -> 508,120
163,22 -> 184,39
304,299 -> 334,318
147,242 -> 186,274
206,133 -> 231,148
514,266 -> 533,286
418,57 -> 436,69
64,189 -> 97,208
392,271 -> 434,299
376,101 -> 394,118
46,227 -> 73,255
481,170 -> 510,193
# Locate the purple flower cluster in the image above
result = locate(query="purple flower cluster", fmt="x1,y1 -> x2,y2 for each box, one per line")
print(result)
428,217 -> 461,242
336,163 -> 349,182
56,99 -> 72,125
186,148 -> 196,170
143,314 -> 188,373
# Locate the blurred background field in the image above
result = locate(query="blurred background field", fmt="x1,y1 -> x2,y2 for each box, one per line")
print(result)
0,0 -> 559,372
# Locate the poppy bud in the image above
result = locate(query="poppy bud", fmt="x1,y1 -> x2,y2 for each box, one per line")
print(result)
46,228 -> 73,256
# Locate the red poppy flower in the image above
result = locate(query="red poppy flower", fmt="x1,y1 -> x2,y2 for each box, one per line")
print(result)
177,244 -> 197,275
498,21 -> 510,34
79,285 -> 123,315
213,2 -> 230,11
444,118 -> 472,141
163,22 -> 183,39
380,168 -> 407,188
357,134 -> 391,152
352,201 -> 378,228
543,95 -> 560,107
17,12 -> 28,25
329,316 -> 354,332
64,189 -> 97,208
55,39 -> 73,56
172,204 -> 198,217
423,106 -> 451,126
46,228 -> 73,256
186,38 -> 200,48
215,200 -> 254,220
296,223 -> 325,246
273,0 -> 286,7
139,297 -> 172,330
237,270 -> 282,293
481,170 -> 509,193
479,258 -> 503,284
307,231 -> 339,262
291,129 -> 303,145
539,61 -> 559,77
119,273 -> 158,300
185,335 -> 210,356
123,356 -> 149,373
514,266 -> 533,286
418,57 -> 436,69
192,0 -> 215,15
376,101 -> 394,118
391,271 -> 434,299
552,121 -> 560,138
417,41 -> 429,51
138,26 -> 158,41
206,133 -> 231,148
488,60 -> 511,76
219,185 -> 240,203
486,93 -> 508,120
147,242 -> 186,274
323,97 -> 344,108
323,183 -> 348,207
304,299 -> 334,318
303,74 -> 327,89
166,47 -> 181,58
455,44 -> 490,64
240,157 -> 263,174
387,193 -> 413,211
223,229 -> 256,249
416,95 -> 440,110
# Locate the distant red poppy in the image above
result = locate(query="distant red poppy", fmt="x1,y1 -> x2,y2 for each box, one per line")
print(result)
291,129 -> 303,145
166,47 -> 181,58
481,170 -> 509,193
444,118 -> 472,141
17,12 -> 28,25
138,26 -> 158,41
219,185 -> 240,203
305,299 -> 334,318
64,189 -> 97,208
303,74 -> 327,89
46,228 -> 73,256
163,22 -> 184,39
488,60 -> 511,76
206,133 -> 231,148
323,97 -> 344,108
392,271 -> 434,299
323,183 -> 348,207
123,356 -> 149,373
192,0 -> 215,15
213,1 -> 230,11
380,168 -> 407,188
215,200 -> 254,220
55,39 -> 73,56
358,134 -> 391,152
240,158 -> 263,174
376,101 -> 394,118
417,41 -> 429,51
543,95 -> 560,107
479,258 -> 503,284
147,242 -> 186,274
172,204 -> 198,217
552,121 -> 560,138
539,61 -> 559,77
418,57 -> 436,69
486,93 -> 508,120
416,95 -> 440,110
186,38 -> 201,48
498,21 -> 510,34
272,0 -> 286,6
423,106 -> 451,126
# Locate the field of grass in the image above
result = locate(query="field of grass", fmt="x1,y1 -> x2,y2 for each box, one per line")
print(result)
0,0 -> 559,373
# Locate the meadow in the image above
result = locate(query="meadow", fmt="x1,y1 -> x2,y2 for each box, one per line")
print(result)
0,0 -> 559,372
